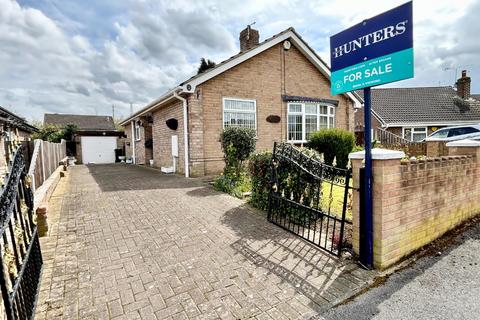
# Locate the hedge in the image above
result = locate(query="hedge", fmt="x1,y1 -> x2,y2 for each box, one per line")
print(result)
307,128 -> 355,168
248,152 -> 273,210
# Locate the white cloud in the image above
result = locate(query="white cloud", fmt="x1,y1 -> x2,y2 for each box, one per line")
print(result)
0,0 -> 479,122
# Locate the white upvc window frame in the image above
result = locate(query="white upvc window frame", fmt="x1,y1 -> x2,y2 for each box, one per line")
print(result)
287,102 -> 336,143
134,121 -> 141,141
402,126 -> 428,142
222,97 -> 257,131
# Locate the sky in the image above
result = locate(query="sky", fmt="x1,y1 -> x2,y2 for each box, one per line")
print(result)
1,0 -> 479,122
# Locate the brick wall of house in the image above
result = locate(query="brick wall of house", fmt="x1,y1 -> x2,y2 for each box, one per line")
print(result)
124,123 -> 133,158
135,125 -> 146,165
144,124 -> 153,163
196,43 -> 355,175
151,100 -> 185,173
188,94 -> 206,176
351,146 -> 480,269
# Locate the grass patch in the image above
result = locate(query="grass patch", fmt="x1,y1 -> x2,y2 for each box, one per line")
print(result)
320,179 -> 353,222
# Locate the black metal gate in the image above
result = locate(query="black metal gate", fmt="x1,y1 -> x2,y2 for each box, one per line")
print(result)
268,142 -> 352,256
0,145 -> 43,319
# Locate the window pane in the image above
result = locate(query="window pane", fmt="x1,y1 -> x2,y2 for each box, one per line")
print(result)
224,99 -> 255,112
224,111 -> 255,129
305,115 -> 317,139
288,103 -> 302,113
403,128 -> 412,140
305,103 -> 317,114
412,133 -> 426,142
329,116 -> 334,128
329,106 -> 335,115
320,116 -> 328,129
412,127 -> 426,133
319,105 -> 328,115
288,114 -> 302,141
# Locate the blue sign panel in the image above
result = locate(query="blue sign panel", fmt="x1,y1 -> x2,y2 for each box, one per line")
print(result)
330,1 -> 413,95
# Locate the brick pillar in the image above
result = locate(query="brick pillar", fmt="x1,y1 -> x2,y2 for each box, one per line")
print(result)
349,148 -> 405,268
447,139 -> 480,157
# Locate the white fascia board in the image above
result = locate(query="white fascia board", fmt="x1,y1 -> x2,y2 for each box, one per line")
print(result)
385,120 -> 480,127
119,87 -> 180,125
182,31 -> 363,107
371,109 -> 386,126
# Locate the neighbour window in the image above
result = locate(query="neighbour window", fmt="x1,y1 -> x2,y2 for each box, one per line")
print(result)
287,102 -> 335,142
134,121 -> 141,140
223,98 -> 256,130
403,127 -> 427,142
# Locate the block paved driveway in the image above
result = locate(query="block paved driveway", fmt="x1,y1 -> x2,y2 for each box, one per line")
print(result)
36,164 -> 372,320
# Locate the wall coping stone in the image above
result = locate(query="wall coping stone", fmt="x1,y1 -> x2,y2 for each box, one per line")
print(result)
446,139 -> 480,147
349,148 -> 405,160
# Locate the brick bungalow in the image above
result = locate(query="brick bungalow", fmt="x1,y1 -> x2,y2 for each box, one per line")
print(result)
355,70 -> 480,143
120,26 -> 363,177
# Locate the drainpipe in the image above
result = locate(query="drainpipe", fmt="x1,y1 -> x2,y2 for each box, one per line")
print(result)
173,90 -> 190,178
130,120 -> 136,164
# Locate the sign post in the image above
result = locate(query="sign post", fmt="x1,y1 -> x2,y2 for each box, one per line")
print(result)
330,1 -> 413,268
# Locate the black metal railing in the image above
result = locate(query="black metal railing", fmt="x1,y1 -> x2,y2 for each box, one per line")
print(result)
0,144 -> 42,320
268,142 -> 352,256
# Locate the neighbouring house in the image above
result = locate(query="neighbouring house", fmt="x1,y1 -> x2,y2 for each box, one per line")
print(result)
0,105 -> 37,171
44,114 -> 124,164
355,70 -> 480,142
120,26 -> 363,177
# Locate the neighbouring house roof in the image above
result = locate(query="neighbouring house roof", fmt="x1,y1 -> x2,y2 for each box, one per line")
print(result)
0,105 -> 37,133
44,114 -> 116,131
120,27 -> 363,126
472,94 -> 480,101
359,87 -> 480,127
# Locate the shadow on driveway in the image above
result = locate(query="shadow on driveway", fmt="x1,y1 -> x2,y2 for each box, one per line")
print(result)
221,203 -> 373,313
86,164 -> 202,192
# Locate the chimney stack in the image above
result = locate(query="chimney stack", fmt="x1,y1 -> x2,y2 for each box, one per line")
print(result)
239,25 -> 259,52
456,70 -> 471,99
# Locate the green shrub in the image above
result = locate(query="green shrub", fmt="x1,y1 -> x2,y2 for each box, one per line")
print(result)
219,127 -> 256,177
213,173 -> 251,198
248,152 -> 273,210
307,128 -> 355,168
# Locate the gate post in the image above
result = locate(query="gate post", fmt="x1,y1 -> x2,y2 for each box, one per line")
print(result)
349,148 -> 405,268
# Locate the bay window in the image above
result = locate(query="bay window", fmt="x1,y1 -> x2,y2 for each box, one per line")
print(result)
287,102 -> 335,142
223,98 -> 256,130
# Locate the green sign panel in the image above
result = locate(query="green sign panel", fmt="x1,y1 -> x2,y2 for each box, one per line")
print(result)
331,48 -> 413,95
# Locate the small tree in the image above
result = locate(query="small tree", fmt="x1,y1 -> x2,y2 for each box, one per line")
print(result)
307,128 -> 355,169
197,58 -> 216,74
219,127 -> 256,177
31,123 -> 78,142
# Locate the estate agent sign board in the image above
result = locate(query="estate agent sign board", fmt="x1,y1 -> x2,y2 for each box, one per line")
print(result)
330,1 -> 413,95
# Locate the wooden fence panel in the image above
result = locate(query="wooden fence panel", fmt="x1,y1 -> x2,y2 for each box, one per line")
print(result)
27,139 -> 66,192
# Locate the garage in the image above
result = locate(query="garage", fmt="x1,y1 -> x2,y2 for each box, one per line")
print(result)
81,136 -> 117,164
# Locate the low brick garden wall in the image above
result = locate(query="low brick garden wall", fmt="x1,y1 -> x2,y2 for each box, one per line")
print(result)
350,142 -> 480,269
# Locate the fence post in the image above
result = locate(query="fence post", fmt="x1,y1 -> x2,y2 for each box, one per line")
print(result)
41,140 -> 46,183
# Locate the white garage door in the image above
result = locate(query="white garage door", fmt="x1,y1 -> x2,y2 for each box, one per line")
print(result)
81,136 -> 117,164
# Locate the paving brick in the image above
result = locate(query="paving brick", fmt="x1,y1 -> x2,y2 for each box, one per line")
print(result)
36,165 -> 374,319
